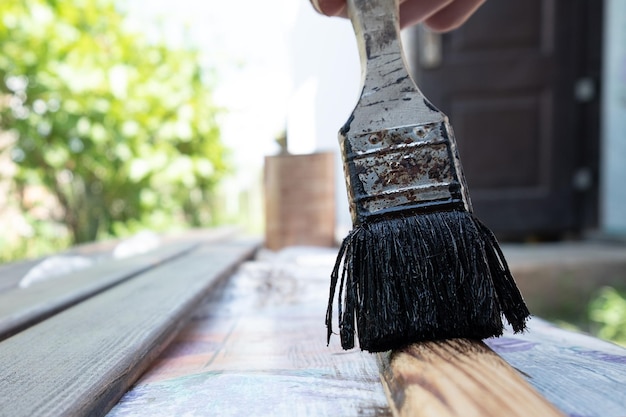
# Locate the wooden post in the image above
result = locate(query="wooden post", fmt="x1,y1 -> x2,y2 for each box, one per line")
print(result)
264,152 -> 335,251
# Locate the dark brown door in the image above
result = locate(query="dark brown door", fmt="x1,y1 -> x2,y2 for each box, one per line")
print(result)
404,0 -> 602,239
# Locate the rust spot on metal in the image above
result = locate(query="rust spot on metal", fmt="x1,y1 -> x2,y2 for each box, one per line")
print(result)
343,122 -> 461,218
413,123 -> 436,139
372,146 -> 451,190
369,133 -> 383,144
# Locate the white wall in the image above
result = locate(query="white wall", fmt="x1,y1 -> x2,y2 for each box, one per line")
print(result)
285,5 -> 360,236
601,0 -> 626,236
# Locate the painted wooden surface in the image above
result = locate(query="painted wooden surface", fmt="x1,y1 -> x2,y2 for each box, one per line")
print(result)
109,247 -> 626,417
0,228 -> 238,341
1,242 -> 624,417
381,320 -> 626,417
0,242 -> 197,341
378,339 -> 564,417
108,248 -> 391,417
486,318 -> 626,417
379,318 -> 626,417
0,259 -> 38,293
0,227 -> 236,294
0,239 -> 119,293
0,239 -> 258,417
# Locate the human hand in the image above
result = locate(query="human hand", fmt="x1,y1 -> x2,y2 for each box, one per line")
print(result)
310,0 -> 485,32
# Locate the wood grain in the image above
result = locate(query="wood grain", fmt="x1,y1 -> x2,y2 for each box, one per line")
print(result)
379,338 -> 565,417
107,247 -> 626,417
0,259 -> 39,293
0,239 -> 258,417
0,239 -> 120,293
0,227 -> 237,294
108,247 -> 391,417
485,319 -> 626,417
0,242 -> 197,341
0,228 -> 238,341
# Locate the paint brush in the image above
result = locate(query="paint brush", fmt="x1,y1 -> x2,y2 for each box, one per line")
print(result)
326,0 -> 530,352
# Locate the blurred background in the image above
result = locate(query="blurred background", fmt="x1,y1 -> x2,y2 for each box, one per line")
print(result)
0,0 -> 365,255
0,0 -> 624,342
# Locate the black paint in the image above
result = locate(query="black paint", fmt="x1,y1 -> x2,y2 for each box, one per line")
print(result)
423,98 -> 440,113
340,114 -> 355,136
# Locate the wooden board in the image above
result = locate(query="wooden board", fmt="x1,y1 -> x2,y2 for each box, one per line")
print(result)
378,339 -> 564,417
0,242 -> 197,341
0,240 -> 120,293
0,227 -> 236,294
0,228 -> 238,341
4,244 -> 623,417
108,247 -> 626,417
0,259 -> 40,293
0,239 -> 258,417
108,248 -> 391,417
486,318 -> 626,417
379,319 -> 626,417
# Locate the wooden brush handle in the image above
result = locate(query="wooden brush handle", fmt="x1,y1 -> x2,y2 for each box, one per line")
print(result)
346,0 -> 443,129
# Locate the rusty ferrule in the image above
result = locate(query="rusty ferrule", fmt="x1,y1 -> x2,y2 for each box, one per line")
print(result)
340,121 -> 471,225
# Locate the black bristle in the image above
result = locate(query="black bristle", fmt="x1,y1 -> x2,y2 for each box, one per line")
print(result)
326,209 -> 530,352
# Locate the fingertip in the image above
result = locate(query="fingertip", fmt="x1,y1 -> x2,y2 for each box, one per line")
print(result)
311,0 -> 347,17
398,0 -> 453,30
423,15 -> 462,32
423,0 -> 485,32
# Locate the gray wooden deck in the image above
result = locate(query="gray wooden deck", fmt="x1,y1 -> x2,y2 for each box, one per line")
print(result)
0,232 -> 624,416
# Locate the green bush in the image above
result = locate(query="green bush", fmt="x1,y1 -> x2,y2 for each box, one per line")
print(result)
589,287 -> 626,346
0,0 -> 229,247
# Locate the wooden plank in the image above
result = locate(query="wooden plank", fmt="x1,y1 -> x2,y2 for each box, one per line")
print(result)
0,241 -> 197,341
0,241 -> 120,293
0,228 -> 237,340
0,238 -> 258,417
378,338 -> 565,417
486,318 -> 626,417
0,259 -> 40,293
108,246 -> 626,417
108,247 -> 391,417
0,227 -> 236,293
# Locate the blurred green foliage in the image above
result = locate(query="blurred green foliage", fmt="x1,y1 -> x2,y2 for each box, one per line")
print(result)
0,0 -> 229,246
589,287 -> 626,346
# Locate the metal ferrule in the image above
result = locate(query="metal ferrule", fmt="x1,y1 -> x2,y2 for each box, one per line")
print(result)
340,121 -> 471,224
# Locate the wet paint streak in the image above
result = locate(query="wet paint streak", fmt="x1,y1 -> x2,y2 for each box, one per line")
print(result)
485,337 -> 537,353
